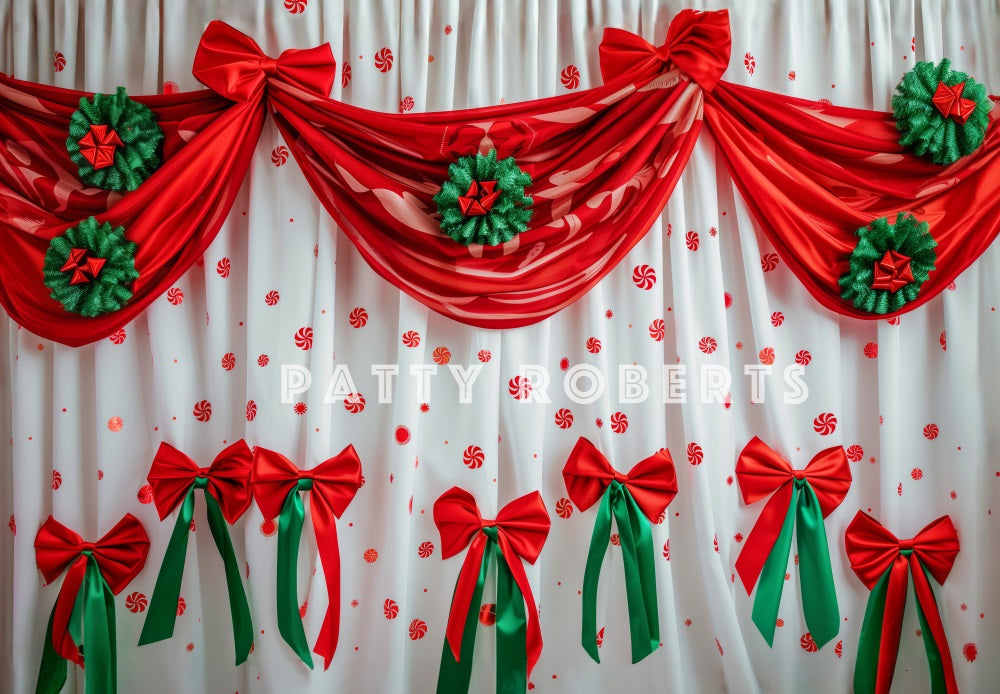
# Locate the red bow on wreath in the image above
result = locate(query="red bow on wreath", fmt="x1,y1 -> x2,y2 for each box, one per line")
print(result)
434,487 -> 550,694
932,81 -> 976,125
252,445 -> 362,669
34,514 -> 149,694
845,512 -> 960,694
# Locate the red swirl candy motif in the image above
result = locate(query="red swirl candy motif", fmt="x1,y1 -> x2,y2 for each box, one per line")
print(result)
923,423 -> 939,440
166,287 -> 183,305
126,591 -> 148,613
477,349 -> 491,363
432,346 -> 451,364
245,400 -> 257,422
402,330 -> 420,348
294,327 -> 313,350
799,632 -> 818,653
51,471 -> 62,490
8,515 -> 15,535
758,347 -> 775,365
284,0 -> 307,14
342,63 -> 351,88
109,328 -> 126,344
687,442 -> 703,465
417,541 -> 434,558
610,411 -> 628,434
662,540 -> 670,560
107,416 -> 123,432
221,352 -> 236,371
344,393 -> 366,413
54,51 -> 66,72
271,145 -> 289,166
771,311 -> 785,327
648,319 -> 665,341
555,497 -> 574,519
258,354 -> 270,367
560,65 -> 580,89
813,412 -> 837,435
408,619 -> 427,640
176,597 -> 186,615
846,444 -> 863,462
863,342 -> 878,358
685,230 -> 700,251
399,96 -> 414,113
265,290 -> 279,306
794,350 -> 811,365
911,468 -> 924,480
193,400 -> 212,422
462,445 -> 484,469
349,307 -> 368,328
834,640 -> 843,658
586,337 -> 602,353
761,252 -> 780,272
632,264 -> 656,290
363,548 -> 378,563
554,408 -> 574,429
374,47 -> 394,73
137,484 -> 153,504
384,599 -> 399,619
508,376 -> 532,400
699,336 -> 718,354
216,257 -> 231,278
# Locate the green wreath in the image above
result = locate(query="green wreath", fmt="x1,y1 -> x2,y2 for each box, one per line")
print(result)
67,87 -> 164,191
892,59 -> 991,165
838,212 -> 937,314
43,217 -> 139,317
433,149 -> 533,246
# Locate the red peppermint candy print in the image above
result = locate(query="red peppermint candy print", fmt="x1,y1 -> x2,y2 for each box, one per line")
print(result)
176,597 -> 186,615
610,411 -> 628,434
342,63 -> 352,88
800,633 -> 818,652
246,400 -> 257,422
554,408 -> 574,429
794,350 -> 811,366
402,330 -> 421,348
846,444 -> 864,462
508,376 -> 532,400
834,640 -> 843,658
662,540 -> 670,560
344,393 -> 366,414
813,412 -> 837,435
408,619 -> 427,640
911,468 -> 924,480
649,319 -> 665,342
384,599 -> 399,619
417,542 -> 434,558
126,592 -> 147,613
294,327 -> 313,350
166,287 -> 183,305
7,515 -> 14,535
724,292 -> 733,309
51,471 -> 63,490
432,346 -> 451,364
284,0 -> 307,12
363,548 -> 378,563
560,65 -> 580,89
586,337 -> 602,354
610,534 -> 621,546
759,347 -> 775,365
685,230 -> 700,251
555,498 -> 573,519
349,307 -> 368,328
863,342 -> 878,358
770,312 -> 785,327
258,354 -> 270,367
271,145 -> 289,166
137,484 -> 153,504
744,53 -> 756,76
463,445 -> 484,469
477,349 -> 492,363
109,328 -> 126,345
940,331 -> 947,351
193,400 -> 212,422
216,258 -> 231,278
221,352 -> 236,371
699,336 -> 718,354
265,290 -> 279,306
107,416 -> 123,432
687,442 -> 704,465
632,264 -> 656,290
761,252 -> 779,272
788,71 -> 796,81
374,48 -> 394,73
923,423 -> 939,440
54,51 -> 66,72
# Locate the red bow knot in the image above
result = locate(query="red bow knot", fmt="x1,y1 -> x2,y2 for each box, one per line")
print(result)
434,487 -> 550,672
147,440 -> 253,523
598,9 -> 731,91
871,250 -> 915,293
60,247 -> 106,285
735,437 -> 851,592
562,437 -> 677,521
932,81 -> 976,125
457,180 -> 501,216
77,124 -> 123,169
34,515 -> 150,665
193,20 -> 336,102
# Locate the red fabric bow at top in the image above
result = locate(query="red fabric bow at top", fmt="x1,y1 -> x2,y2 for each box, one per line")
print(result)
252,445 -> 363,669
735,437 -> 851,592
599,8 -> 731,90
148,440 -> 253,522
434,487 -> 550,676
193,19 -> 337,102
35,515 -> 150,666
562,436 -> 677,520
933,81 -> 976,124
845,512 -> 960,694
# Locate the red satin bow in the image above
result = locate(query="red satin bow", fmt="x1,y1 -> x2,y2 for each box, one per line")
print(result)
457,180 -> 500,216
735,437 -> 851,592
434,487 -> 550,674
933,81 -> 976,125
598,8 -> 731,91
871,250 -> 915,292
34,515 -> 149,665
60,248 -> 106,286
147,440 -> 253,523
192,20 -> 337,102
77,124 -> 122,169
562,436 -> 677,521
845,512 -> 960,694
252,445 -> 362,668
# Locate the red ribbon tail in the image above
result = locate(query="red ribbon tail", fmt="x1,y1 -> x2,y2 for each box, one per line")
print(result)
735,484 -> 792,594
310,500 -> 341,670
51,556 -> 88,666
876,556 -> 910,694
499,538 -> 543,677
446,534 -> 488,661
909,555 -> 960,694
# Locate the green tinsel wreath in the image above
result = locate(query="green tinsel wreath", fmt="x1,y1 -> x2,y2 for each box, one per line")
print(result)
67,87 -> 164,191
892,59 -> 991,165
433,149 -> 533,246
838,212 -> 937,314
43,217 -> 139,317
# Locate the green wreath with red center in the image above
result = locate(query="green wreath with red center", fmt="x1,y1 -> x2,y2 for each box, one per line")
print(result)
838,212 -> 937,314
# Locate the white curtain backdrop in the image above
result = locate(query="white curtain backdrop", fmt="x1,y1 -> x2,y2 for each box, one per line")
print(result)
2,1 -> 999,692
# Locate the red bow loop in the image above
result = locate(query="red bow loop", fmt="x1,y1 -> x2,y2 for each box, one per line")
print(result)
147,441 -> 253,524
193,20 -> 336,102
307,444 -> 364,519
736,437 -> 851,517
932,81 -> 976,125
562,437 -> 677,522
846,512 -> 960,589
598,9 -> 731,91
251,445 -> 362,521
493,491 -> 552,565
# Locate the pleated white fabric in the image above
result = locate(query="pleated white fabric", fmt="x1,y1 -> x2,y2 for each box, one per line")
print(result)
1,1 -> 998,692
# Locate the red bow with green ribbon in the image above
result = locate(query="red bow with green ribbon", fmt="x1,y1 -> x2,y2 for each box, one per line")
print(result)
735,437 -> 851,648
434,487 -> 550,694
252,445 -> 362,670
562,437 -> 677,663
34,514 -> 149,694
139,441 -> 254,664
846,512 -> 960,694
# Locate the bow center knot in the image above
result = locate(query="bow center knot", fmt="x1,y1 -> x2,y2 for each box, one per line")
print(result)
793,469 -> 807,481
259,56 -> 278,77
80,542 -> 96,554
481,524 -> 499,541
296,475 -> 314,491
612,470 -> 629,484
193,475 -> 210,489
899,539 -> 914,551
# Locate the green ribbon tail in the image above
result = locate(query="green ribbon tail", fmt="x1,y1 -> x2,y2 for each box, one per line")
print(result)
854,567 -> 891,694
495,551 -> 527,694
615,487 -> 659,663
83,557 -> 117,694
203,491 -> 254,664
436,538 -> 494,694
35,605 -> 68,694
139,486 -> 196,647
795,481 -> 840,648
580,487 -> 614,663
751,484 -> 798,646
276,484 -> 313,668
912,562 -> 948,694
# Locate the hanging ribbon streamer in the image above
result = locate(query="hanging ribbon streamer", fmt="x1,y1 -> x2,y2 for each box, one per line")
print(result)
845,511 -> 960,694
561,437 -> 677,663
252,445 -> 363,669
34,514 -> 149,694
734,437 -> 851,648
138,441 -> 254,664
434,487 -> 550,694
